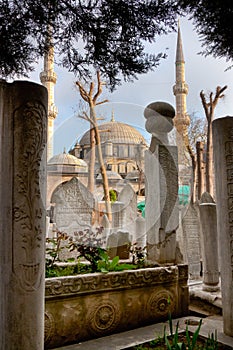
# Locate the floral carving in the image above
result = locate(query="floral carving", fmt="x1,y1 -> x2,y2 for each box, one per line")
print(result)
45,266 -> 187,297
13,101 -> 47,291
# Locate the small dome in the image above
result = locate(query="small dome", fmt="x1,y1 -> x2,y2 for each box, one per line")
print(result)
96,171 -> 123,181
48,152 -> 87,167
79,120 -> 146,146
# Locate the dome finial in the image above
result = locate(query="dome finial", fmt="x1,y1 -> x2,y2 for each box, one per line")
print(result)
63,147 -> 66,154
111,109 -> 115,122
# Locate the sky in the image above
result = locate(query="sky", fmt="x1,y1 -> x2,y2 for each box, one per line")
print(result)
28,17 -> 233,155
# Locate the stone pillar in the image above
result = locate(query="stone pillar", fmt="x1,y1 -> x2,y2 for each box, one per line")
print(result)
144,102 -> 179,263
199,192 -> 219,291
0,81 -> 47,349
213,116 -> 233,336
102,213 -> 111,244
135,216 -> 146,248
111,201 -> 125,231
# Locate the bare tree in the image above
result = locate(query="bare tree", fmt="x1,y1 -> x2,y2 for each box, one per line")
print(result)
200,85 -> 227,196
76,71 -> 112,221
187,113 -> 207,200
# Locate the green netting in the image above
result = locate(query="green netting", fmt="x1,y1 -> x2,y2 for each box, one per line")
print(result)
178,185 -> 190,205
137,201 -> 145,218
137,185 -> 190,215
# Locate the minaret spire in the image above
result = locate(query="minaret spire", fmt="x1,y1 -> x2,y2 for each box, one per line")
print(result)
40,34 -> 58,161
173,20 -> 190,167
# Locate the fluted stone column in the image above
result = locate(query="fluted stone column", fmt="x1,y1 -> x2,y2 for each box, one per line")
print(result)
213,117 -> 233,336
0,80 -> 47,349
199,192 -> 219,291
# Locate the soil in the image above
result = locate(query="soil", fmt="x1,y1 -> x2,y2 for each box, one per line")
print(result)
125,333 -> 232,349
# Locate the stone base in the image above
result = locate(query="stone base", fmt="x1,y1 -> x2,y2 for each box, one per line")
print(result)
202,283 -> 220,292
45,264 -> 188,349
147,232 -> 177,264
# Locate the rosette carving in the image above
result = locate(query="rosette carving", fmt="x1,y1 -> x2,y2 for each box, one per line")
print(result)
146,289 -> 175,319
88,300 -> 121,335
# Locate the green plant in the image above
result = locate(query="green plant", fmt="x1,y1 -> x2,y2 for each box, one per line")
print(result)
69,227 -> 106,272
109,189 -> 117,203
46,230 -> 69,268
129,242 -> 147,267
97,250 -> 136,273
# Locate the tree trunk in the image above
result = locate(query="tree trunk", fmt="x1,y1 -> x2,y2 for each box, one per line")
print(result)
90,104 -> 112,221
87,127 -> 95,193
196,141 -> 205,199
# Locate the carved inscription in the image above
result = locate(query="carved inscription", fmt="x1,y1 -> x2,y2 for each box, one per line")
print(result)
159,145 -> 179,233
225,134 -> 233,279
53,177 -> 94,234
13,101 -> 47,291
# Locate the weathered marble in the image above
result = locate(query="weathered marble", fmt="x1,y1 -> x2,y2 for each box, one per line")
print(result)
199,192 -> 220,291
182,203 -> 201,279
0,80 -> 47,349
144,102 -> 179,263
213,117 -> 233,336
135,216 -> 146,248
44,265 -> 189,348
53,177 -> 95,234
118,184 -> 137,238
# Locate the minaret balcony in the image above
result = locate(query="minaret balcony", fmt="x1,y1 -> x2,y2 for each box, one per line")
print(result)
48,103 -> 58,119
40,71 -> 57,84
173,82 -> 188,95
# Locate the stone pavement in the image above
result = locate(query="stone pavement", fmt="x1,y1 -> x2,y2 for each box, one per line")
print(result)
51,315 -> 233,350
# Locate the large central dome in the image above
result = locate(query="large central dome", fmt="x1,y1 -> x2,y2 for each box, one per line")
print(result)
79,120 -> 146,146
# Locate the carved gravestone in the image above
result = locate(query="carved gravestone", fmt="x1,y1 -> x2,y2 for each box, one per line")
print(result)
182,203 -> 201,279
53,177 -> 95,260
107,231 -> 131,259
144,101 -> 179,263
53,177 -> 94,234
213,117 -> 233,336
111,201 -> 125,232
118,184 -> 137,239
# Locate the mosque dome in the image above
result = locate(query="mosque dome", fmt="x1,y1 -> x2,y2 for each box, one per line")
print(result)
48,152 -> 87,167
47,151 -> 87,174
79,119 -> 147,146
96,171 -> 123,181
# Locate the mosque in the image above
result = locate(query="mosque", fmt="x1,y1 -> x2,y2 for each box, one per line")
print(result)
42,22 -> 190,211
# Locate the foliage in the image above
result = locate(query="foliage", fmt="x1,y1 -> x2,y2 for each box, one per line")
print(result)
69,227 -> 106,272
46,230 -> 69,268
129,242 -> 147,267
0,0 -> 180,88
109,189 -> 117,203
177,0 -> 233,63
132,298 -> 220,349
97,250 -> 136,273
45,261 -> 92,278
45,227 -> 148,277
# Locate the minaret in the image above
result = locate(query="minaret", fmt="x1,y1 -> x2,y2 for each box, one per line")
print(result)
40,40 -> 58,161
173,20 -> 190,165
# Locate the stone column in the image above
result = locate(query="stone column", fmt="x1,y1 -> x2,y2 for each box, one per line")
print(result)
199,192 -> 219,291
0,80 -> 47,349
135,216 -> 146,248
144,102 -> 179,263
213,116 -> 233,336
